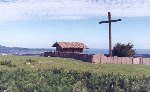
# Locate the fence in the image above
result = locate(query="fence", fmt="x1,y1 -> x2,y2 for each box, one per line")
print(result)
44,51 -> 150,65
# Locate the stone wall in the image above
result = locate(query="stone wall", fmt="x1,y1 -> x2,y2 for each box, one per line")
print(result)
92,54 -> 150,65
44,51 -> 93,63
44,51 -> 150,65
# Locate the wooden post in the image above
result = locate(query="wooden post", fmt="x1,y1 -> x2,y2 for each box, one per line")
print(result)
108,12 -> 112,56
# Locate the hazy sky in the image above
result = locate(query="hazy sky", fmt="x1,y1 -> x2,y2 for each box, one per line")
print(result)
0,0 -> 150,49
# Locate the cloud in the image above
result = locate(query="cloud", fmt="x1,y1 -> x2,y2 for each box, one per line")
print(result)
0,0 -> 150,22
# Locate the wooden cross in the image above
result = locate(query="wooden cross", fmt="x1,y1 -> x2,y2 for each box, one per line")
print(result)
99,12 -> 121,57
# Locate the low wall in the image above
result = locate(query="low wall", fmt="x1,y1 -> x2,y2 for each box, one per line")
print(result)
44,51 -> 93,63
44,52 -> 150,65
92,54 -> 150,65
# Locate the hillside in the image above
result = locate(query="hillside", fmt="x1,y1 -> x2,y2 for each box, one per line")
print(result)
0,55 -> 150,76
0,45 -> 52,55
1,55 -> 150,91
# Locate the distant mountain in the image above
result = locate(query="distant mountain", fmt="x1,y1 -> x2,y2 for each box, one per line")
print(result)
0,45 -> 53,56
0,45 -> 7,48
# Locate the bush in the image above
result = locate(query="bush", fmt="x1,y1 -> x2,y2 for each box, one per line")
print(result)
0,60 -> 11,65
112,43 -> 136,57
26,59 -> 36,63
0,60 -> 16,67
0,68 -> 150,92
25,59 -> 36,65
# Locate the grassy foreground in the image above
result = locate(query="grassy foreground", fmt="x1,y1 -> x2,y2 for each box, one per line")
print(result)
0,55 -> 150,76
1,55 -> 150,91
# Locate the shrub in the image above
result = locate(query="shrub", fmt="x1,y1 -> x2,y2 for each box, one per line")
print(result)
0,60 -> 11,65
112,43 -> 136,57
0,60 -> 16,67
26,59 -> 36,65
0,68 -> 150,91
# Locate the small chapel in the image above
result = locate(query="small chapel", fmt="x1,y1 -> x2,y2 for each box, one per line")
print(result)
52,42 -> 89,53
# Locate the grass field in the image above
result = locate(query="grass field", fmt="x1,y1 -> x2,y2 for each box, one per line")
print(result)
0,55 -> 150,76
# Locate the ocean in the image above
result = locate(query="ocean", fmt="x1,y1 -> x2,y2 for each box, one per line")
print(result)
83,49 -> 150,55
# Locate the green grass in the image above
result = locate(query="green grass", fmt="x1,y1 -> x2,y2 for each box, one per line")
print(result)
0,55 -> 150,76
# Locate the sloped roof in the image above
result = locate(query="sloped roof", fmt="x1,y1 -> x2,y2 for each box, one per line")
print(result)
52,42 -> 89,49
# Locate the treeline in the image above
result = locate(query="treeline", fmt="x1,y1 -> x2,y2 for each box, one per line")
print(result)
0,68 -> 150,92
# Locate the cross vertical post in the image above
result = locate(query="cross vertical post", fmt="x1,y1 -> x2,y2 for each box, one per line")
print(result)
108,12 -> 112,57
99,12 -> 121,57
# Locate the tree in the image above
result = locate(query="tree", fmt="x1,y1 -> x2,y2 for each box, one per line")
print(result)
112,43 -> 136,57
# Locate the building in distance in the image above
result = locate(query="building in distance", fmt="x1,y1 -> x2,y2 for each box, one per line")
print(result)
52,42 -> 89,53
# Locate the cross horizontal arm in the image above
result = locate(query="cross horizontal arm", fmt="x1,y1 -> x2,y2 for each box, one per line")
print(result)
111,19 -> 121,22
99,21 -> 109,24
99,19 -> 121,24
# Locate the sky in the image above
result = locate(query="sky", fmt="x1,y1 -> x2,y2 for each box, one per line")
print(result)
0,0 -> 150,49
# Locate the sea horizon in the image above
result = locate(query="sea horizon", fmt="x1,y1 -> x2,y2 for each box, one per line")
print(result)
83,49 -> 150,55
